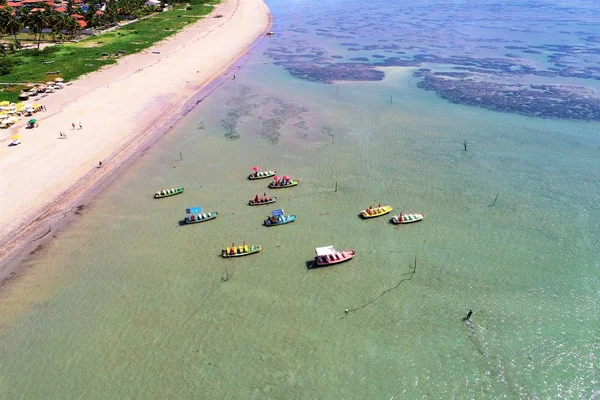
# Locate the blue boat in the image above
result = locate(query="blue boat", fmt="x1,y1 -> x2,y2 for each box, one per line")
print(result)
264,208 -> 296,226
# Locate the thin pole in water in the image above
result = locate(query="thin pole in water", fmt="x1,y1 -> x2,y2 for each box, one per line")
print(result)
180,150 -> 183,160
335,85 -> 339,95
335,182 -> 338,192
390,94 -> 393,103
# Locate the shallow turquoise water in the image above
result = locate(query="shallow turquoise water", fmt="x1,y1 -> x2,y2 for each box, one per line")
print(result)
1,1 -> 599,398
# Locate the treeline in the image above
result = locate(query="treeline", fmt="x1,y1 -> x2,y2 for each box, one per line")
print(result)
0,0 -> 162,50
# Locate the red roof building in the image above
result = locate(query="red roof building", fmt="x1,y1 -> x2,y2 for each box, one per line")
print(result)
70,13 -> 84,19
6,2 -> 22,7
76,19 -> 87,28
54,5 -> 66,12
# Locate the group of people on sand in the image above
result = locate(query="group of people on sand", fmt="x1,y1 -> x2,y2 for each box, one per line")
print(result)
58,122 -> 83,139
224,242 -> 249,256
364,203 -> 382,215
252,193 -> 272,203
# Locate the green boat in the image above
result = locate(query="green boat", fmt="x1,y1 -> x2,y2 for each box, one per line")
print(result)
184,207 -> 218,224
154,187 -> 184,198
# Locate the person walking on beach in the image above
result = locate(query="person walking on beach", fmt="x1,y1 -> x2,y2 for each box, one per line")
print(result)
71,122 -> 75,130
98,161 -> 102,168
79,122 -> 83,129
233,74 -> 236,80
59,131 -> 67,139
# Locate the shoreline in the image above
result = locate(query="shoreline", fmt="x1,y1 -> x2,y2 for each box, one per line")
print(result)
0,0 -> 272,285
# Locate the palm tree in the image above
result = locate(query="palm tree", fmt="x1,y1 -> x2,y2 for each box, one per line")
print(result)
63,16 -> 79,40
25,10 -> 42,48
4,12 -> 23,49
49,11 -> 67,42
25,7 -> 53,49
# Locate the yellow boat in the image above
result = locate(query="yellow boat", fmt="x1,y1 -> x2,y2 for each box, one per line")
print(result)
360,205 -> 393,218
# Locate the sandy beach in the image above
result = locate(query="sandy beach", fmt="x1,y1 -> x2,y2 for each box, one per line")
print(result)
0,0 -> 270,271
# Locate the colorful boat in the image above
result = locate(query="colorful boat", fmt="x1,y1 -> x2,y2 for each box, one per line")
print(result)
154,187 -> 184,198
249,194 -> 277,206
360,204 -> 392,218
391,212 -> 425,224
184,207 -> 218,224
264,209 -> 296,226
313,246 -> 356,267
248,170 -> 277,180
269,176 -> 299,189
222,242 -> 261,258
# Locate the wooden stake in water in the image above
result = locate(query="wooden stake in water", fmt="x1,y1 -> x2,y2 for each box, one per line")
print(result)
463,140 -> 468,151
331,133 -> 335,144
335,182 -> 338,192
390,94 -> 393,103
335,85 -> 339,95
180,150 -> 183,160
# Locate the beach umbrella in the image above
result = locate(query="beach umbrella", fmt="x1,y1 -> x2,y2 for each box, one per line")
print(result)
45,81 -> 54,85
28,119 -> 37,124
273,175 -> 280,181
252,166 -> 259,171
11,134 -> 20,140
0,101 -> 9,106
283,175 -> 290,180
54,77 -> 64,82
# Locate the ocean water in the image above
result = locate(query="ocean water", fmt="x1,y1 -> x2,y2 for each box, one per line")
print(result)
1,0 -> 599,398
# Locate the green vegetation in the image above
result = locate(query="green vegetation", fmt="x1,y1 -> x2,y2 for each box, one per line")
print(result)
0,0 -> 220,102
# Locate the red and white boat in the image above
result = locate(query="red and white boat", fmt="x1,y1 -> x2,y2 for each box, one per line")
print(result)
313,246 -> 355,267
391,212 -> 425,224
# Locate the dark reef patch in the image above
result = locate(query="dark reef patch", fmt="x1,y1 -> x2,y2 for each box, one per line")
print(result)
415,70 -> 600,121
285,63 -> 385,84
219,85 -> 260,140
262,0 -> 600,121
257,98 -> 309,144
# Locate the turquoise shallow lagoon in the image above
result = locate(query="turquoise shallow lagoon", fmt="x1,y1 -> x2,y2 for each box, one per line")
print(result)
1,0 -> 599,398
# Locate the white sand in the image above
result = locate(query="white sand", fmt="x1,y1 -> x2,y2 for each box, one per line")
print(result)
0,0 -> 270,260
